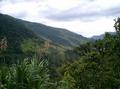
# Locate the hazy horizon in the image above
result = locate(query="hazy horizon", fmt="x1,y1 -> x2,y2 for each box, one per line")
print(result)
0,0 -> 119,37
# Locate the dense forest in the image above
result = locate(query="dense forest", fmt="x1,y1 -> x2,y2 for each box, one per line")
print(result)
1,16 -> 120,89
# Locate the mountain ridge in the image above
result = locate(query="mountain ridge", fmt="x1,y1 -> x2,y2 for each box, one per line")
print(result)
91,32 -> 115,40
0,13 -> 89,53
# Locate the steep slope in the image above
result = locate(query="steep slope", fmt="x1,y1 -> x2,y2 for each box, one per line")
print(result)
0,13 -> 42,53
23,21 -> 89,48
0,13 -> 90,66
0,13 -> 89,52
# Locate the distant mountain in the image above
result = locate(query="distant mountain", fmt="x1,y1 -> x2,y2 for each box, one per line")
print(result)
91,34 -> 105,40
0,13 -> 89,53
91,32 -> 115,40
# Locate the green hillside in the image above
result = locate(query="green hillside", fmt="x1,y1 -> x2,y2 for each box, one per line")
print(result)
0,13 -> 89,52
23,21 -> 88,48
0,13 -> 41,53
0,13 -> 89,64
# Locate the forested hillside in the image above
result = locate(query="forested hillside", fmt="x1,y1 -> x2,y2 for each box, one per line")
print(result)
1,13 -> 120,88
0,13 -> 88,49
23,21 -> 88,48
0,13 -> 88,65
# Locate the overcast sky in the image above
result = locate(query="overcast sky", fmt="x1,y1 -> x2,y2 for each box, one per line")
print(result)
0,0 -> 120,37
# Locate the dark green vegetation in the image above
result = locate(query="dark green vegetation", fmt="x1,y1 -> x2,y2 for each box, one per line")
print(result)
0,13 -> 89,66
0,57 -> 50,89
57,18 -> 120,89
23,21 -> 88,48
1,13 -> 120,89
0,13 -> 88,49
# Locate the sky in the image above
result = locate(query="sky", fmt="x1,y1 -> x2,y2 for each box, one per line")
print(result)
0,0 -> 120,37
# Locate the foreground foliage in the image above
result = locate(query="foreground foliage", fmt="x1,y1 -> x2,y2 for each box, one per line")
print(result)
0,57 -> 50,89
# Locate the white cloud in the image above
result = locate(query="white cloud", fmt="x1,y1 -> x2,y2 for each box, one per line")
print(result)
43,17 -> 115,37
0,0 -> 119,37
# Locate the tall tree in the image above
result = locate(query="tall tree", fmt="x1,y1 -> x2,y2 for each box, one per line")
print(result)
114,17 -> 120,32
